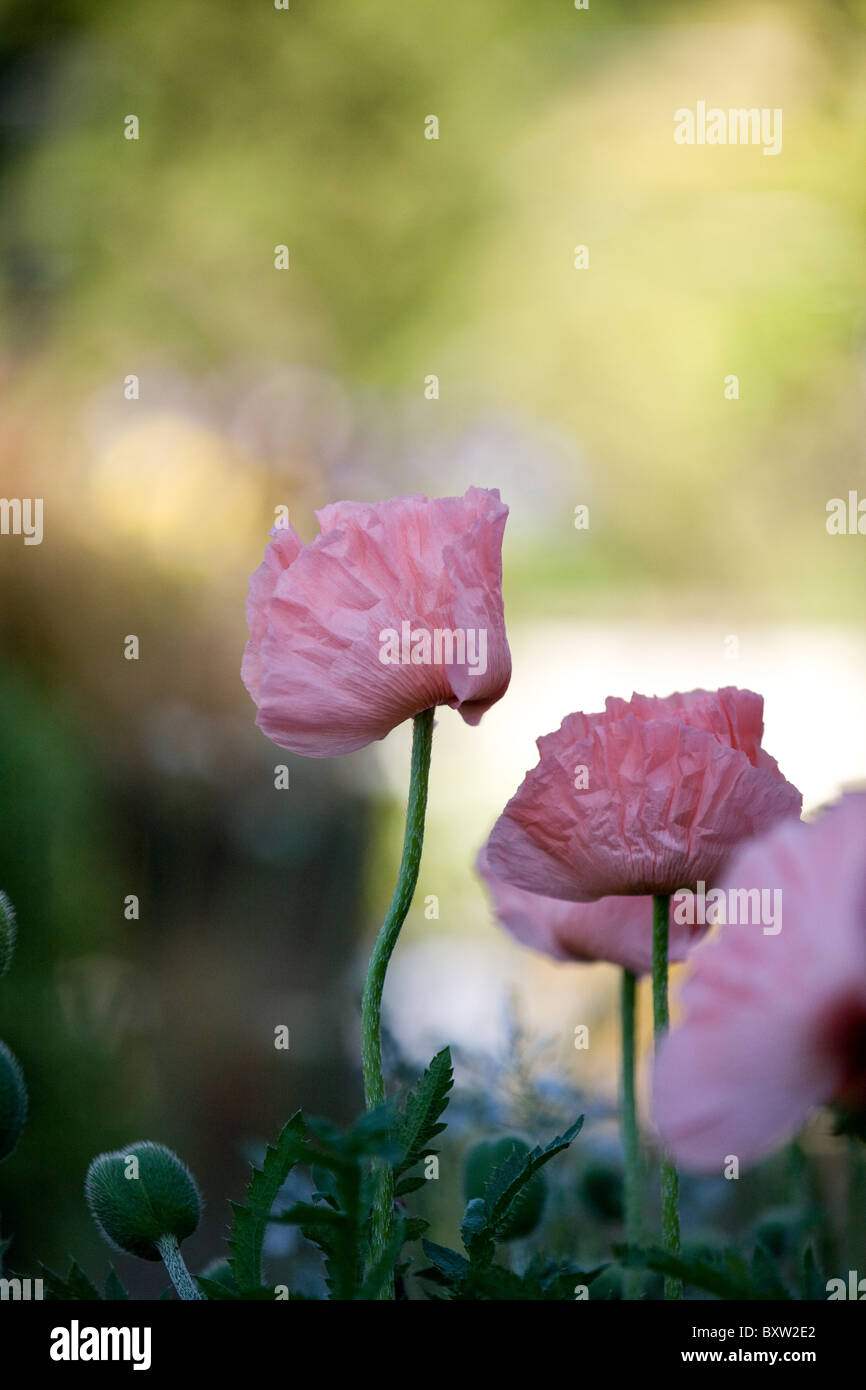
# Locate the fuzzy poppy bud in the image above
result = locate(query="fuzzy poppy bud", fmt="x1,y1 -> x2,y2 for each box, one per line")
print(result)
0,892 -> 16,979
0,1041 -> 27,1160
464,1136 -> 547,1240
86,1141 -> 201,1261
580,1160 -> 624,1222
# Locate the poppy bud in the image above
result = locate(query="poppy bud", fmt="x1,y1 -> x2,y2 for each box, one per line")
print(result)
580,1160 -> 624,1222
0,892 -> 16,979
0,1042 -> 27,1160
86,1141 -> 201,1261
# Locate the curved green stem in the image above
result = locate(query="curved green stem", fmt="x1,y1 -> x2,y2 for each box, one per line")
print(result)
361,707 -> 435,1297
156,1234 -> 203,1300
652,893 -> 682,1300
620,968 -> 643,1299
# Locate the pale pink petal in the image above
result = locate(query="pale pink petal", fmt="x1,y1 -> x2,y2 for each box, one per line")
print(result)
654,793 -> 866,1170
477,846 -> 705,975
654,1008 -> 833,1172
240,524 -> 304,704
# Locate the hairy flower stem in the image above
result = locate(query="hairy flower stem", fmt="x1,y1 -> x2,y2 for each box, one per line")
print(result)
361,707 -> 435,1299
620,968 -> 643,1299
156,1235 -> 203,1301
652,893 -> 682,1300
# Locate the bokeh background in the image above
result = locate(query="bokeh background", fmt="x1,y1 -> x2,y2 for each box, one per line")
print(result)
0,0 -> 865,1296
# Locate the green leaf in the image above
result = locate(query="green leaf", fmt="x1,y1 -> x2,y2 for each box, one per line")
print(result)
273,1201 -> 344,1229
420,1239 -> 471,1283
402,1216 -> 429,1243
621,1242 -> 795,1301
284,1107 -> 403,1299
194,1275 -> 240,1300
104,1266 -> 129,1300
306,1105 -> 398,1165
227,1110 -> 306,1293
39,1260 -> 102,1301
251,1092 -> 444,1300
275,1198 -> 362,1301
393,1173 -> 428,1198
418,1241 -> 601,1301
395,1047 -> 453,1179
310,1165 -> 340,1210
533,1258 -> 608,1300
478,1117 -> 584,1251
194,1275 -> 292,1301
465,1138 -> 547,1241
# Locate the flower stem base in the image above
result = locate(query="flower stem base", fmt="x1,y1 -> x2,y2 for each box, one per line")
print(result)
652,893 -> 682,1300
360,707 -> 435,1299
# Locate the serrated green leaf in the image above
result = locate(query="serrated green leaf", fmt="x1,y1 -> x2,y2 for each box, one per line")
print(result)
305,1105 -> 398,1165
276,1197 -> 362,1301
227,1110 -> 306,1292
481,1117 -> 584,1246
395,1047 -> 453,1180
194,1274 -> 242,1300
195,1275 -> 291,1301
39,1260 -> 102,1301
621,1242 -> 795,1301
418,1241 -> 591,1301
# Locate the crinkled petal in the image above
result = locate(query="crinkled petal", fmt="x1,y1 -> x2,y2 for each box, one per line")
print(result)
486,690 -> 801,899
477,846 -> 705,974
241,488 -> 511,756
240,524 -> 304,704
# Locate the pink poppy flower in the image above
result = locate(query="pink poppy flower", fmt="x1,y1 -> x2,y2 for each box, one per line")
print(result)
654,793 -> 866,1170
477,847 -> 705,975
485,688 -> 801,901
242,488 -> 511,756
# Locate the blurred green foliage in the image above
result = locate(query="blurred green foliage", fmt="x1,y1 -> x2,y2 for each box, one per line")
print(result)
1,0 -> 864,604
0,0 -> 864,1291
